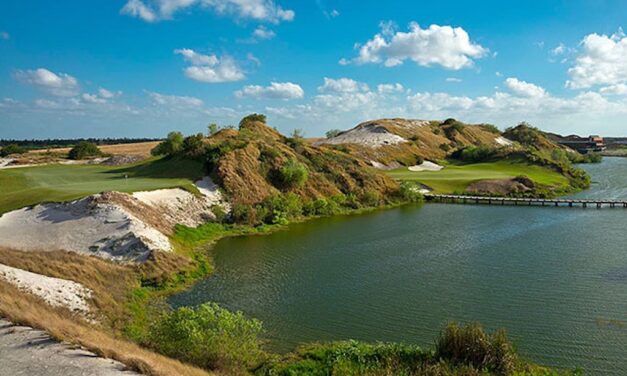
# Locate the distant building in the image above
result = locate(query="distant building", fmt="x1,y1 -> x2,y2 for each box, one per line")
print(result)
555,135 -> 606,154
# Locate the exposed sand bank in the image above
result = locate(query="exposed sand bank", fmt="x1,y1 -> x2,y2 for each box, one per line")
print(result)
0,177 -> 227,262
0,264 -> 92,316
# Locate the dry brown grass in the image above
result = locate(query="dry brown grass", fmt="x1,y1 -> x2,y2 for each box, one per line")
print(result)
0,248 -> 136,326
0,248 -> 197,329
28,141 -> 160,157
0,279 -> 212,376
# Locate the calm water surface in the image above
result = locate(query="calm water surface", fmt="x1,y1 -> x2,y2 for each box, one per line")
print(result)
171,157 -> 627,375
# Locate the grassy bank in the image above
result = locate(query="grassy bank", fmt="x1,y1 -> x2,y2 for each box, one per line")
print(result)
387,160 -> 570,194
0,156 -> 204,214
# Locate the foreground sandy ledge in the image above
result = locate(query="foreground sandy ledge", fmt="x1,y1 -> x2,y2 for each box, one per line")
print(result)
0,318 -> 139,376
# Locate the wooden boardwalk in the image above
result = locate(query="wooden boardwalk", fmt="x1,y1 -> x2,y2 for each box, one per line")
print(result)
424,194 -> 627,208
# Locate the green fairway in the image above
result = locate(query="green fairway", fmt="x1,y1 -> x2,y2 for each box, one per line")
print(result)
0,157 -> 205,214
387,160 -> 569,194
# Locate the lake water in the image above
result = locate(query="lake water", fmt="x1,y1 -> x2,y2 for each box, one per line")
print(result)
171,157 -> 627,375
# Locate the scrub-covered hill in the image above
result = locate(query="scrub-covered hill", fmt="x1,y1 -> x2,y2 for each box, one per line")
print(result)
316,118 -> 512,168
200,115 -> 416,225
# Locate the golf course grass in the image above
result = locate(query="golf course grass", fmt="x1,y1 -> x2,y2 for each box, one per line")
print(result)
0,156 -> 205,214
387,160 -> 569,194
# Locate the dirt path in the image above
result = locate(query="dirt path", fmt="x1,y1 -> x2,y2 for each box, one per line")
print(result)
0,319 -> 140,376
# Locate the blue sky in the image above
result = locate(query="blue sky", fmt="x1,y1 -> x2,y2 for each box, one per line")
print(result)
2,0 -> 627,139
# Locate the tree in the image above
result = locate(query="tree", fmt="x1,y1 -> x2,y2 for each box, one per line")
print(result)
151,131 -> 184,156
325,129 -> 342,138
239,114 -> 267,128
291,129 -> 305,139
68,141 -> 103,160
208,123 -> 220,136
182,133 -> 205,158
0,144 -> 26,157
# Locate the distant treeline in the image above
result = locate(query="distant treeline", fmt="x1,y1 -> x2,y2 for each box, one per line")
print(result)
0,138 -> 162,150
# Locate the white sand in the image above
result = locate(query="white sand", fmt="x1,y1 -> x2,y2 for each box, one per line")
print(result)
0,176 -> 228,262
0,158 -> 14,168
408,161 -> 444,172
0,264 -> 92,315
0,196 -> 172,262
495,136 -> 514,147
132,176 -> 229,228
316,122 -> 407,148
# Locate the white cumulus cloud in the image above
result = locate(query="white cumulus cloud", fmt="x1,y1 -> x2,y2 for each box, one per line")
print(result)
174,49 -> 245,83
599,83 -> 627,96
15,68 -> 80,97
121,0 -> 294,23
566,29 -> 627,89
252,26 -> 276,40
377,83 -> 404,93
504,77 -> 546,98
318,77 -> 369,93
344,22 -> 488,70
235,82 -> 304,100
148,91 -> 204,107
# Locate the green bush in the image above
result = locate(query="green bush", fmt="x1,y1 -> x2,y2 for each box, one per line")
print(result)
239,113 -> 267,128
151,131 -> 184,156
435,323 -> 516,375
325,129 -> 342,138
480,123 -> 501,134
147,303 -> 265,372
258,193 -> 303,224
503,122 -> 541,146
68,141 -> 103,160
396,181 -> 424,203
455,145 -> 497,162
0,144 -> 26,157
182,133 -> 205,159
277,159 -> 309,189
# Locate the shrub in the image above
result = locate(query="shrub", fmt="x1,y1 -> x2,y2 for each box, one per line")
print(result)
182,133 -> 205,159
360,190 -> 382,207
396,181 -> 424,203
147,303 -> 265,372
0,144 -> 26,157
435,323 -> 516,375
208,123 -> 220,136
455,145 -> 497,162
325,129 -> 342,138
258,193 -> 303,224
503,122 -> 541,146
277,159 -> 309,189
480,123 -> 501,134
68,141 -> 103,160
239,113 -> 266,128
151,131 -> 184,156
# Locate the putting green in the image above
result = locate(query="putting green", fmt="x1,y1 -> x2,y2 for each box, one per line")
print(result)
387,160 -> 569,194
0,157 -> 205,214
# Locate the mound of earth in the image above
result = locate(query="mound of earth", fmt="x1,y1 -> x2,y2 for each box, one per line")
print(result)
317,118 -> 513,168
101,155 -> 146,166
0,177 -> 228,262
208,120 -> 399,207
315,120 -> 409,148
465,177 -> 534,196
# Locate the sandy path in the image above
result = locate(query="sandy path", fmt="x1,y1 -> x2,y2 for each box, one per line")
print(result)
0,264 -> 92,315
0,319 -> 139,376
